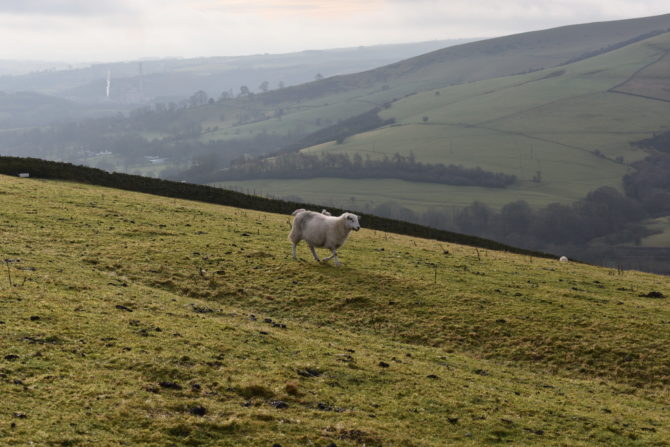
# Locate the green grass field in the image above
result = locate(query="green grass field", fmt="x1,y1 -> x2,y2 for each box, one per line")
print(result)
1,174 -> 669,446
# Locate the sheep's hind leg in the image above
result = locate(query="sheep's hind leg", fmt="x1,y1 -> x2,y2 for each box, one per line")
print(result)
308,244 -> 321,262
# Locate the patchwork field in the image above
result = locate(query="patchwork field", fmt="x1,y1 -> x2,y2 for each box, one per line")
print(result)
229,33 -> 670,215
1,174 -> 669,446
613,49 -> 670,101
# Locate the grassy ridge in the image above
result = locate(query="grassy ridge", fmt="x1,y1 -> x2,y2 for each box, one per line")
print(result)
1,175 -> 669,445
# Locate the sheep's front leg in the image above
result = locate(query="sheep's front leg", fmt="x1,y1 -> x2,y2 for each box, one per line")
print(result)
322,249 -> 341,266
308,244 -> 321,262
291,243 -> 298,260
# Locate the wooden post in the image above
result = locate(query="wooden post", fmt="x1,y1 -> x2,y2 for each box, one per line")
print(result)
5,260 -> 13,287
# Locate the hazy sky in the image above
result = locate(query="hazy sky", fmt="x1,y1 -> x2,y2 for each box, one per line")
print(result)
1,0 -> 668,62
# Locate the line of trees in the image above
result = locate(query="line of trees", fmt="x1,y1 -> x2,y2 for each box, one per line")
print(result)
357,186 -> 651,249
624,130 -> 670,216
636,129 -> 670,153
213,151 -> 516,188
278,107 -> 395,154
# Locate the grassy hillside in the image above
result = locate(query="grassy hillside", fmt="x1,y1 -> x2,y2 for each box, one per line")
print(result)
1,174 -> 669,446
177,14 -> 670,154
228,31 -> 670,212
253,13 -> 670,105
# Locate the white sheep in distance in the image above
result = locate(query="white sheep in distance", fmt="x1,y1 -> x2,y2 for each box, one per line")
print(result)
559,256 -> 569,263
289,210 -> 360,265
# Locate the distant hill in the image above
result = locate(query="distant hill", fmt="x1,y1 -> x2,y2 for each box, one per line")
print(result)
258,13 -> 670,104
4,14 -> 669,166
0,39 -> 475,104
0,91 -> 129,129
258,31 -> 670,209
0,59 -> 76,76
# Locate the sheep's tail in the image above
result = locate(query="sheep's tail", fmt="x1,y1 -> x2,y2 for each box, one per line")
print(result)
291,208 -> 306,216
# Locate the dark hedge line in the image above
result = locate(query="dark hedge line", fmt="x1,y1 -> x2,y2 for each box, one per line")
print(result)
0,156 -> 555,259
216,151 -> 516,188
278,107 -> 395,154
561,29 -> 669,66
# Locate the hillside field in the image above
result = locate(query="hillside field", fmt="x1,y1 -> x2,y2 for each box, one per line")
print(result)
1,174 -> 669,446
226,32 -> 670,213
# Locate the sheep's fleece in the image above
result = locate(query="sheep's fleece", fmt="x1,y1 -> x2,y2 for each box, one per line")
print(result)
289,210 -> 360,265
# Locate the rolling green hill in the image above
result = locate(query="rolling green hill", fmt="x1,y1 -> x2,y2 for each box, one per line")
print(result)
1,174 -> 669,446
181,14 -> 670,155
257,13 -> 670,105
223,30 -> 670,212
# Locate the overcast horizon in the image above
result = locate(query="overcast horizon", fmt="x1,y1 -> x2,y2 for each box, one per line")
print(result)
1,1 -> 668,63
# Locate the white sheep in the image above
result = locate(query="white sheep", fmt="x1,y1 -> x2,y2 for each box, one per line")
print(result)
559,256 -> 569,263
289,210 -> 360,265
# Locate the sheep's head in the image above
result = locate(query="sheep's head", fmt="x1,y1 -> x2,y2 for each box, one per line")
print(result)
343,213 -> 361,231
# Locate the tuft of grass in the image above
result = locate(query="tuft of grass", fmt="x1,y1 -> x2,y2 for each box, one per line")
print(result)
235,384 -> 276,400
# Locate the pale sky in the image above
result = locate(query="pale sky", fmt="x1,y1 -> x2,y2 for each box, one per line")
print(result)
1,0 -> 668,62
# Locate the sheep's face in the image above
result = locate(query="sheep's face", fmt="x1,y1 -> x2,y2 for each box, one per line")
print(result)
343,213 -> 361,231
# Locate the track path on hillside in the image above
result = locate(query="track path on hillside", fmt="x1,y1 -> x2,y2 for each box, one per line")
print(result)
609,48 -> 670,103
